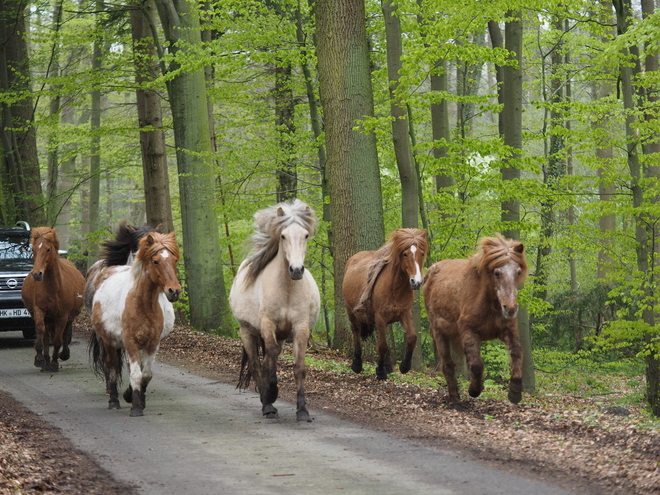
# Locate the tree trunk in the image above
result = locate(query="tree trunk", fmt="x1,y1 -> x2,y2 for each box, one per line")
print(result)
492,12 -> 536,394
0,0 -> 45,225
130,0 -> 174,233
87,2 -> 103,269
315,0 -> 385,352
155,0 -> 231,334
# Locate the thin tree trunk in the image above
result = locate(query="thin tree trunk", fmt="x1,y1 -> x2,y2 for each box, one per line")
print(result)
130,0 -> 174,233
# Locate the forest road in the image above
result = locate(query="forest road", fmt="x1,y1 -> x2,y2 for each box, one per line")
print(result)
0,333 -> 577,495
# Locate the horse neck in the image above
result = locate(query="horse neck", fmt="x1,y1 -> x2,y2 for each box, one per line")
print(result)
131,264 -> 163,312
386,260 -> 409,294
42,255 -> 63,286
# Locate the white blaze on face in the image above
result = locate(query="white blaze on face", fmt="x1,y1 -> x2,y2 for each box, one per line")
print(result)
160,249 -> 170,259
410,244 -> 423,285
38,242 -> 43,249
496,260 -> 520,318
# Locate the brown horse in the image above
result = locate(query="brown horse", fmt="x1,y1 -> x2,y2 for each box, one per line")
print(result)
89,232 -> 181,416
21,227 -> 85,372
423,234 -> 528,407
343,228 -> 428,380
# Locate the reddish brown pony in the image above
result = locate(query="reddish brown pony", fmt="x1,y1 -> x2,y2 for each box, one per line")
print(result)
423,234 -> 528,407
343,228 -> 428,380
89,232 -> 181,416
21,227 -> 85,372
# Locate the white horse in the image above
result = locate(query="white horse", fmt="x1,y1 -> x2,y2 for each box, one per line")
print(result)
230,199 -> 320,422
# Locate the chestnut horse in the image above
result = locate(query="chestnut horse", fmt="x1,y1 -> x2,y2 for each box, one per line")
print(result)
89,232 -> 181,416
423,234 -> 528,407
84,221 -> 161,314
343,228 -> 428,380
230,200 -> 320,422
21,227 -> 85,372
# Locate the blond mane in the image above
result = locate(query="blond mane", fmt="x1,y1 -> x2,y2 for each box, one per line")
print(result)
130,232 -> 180,282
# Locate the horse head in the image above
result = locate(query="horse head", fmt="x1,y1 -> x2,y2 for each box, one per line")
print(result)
392,229 -> 428,290
29,227 -> 60,281
138,232 -> 182,302
278,207 -> 311,281
479,236 -> 527,319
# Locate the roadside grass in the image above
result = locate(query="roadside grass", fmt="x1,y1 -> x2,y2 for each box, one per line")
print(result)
283,344 -> 660,429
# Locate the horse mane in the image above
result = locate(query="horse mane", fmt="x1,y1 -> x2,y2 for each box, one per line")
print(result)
31,227 -> 59,251
471,233 -> 528,279
243,199 -> 318,287
354,228 -> 428,313
130,232 -> 180,281
100,221 -> 162,267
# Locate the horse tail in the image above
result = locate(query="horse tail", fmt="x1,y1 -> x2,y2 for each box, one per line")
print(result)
88,332 -> 124,384
237,336 -> 265,390
359,321 -> 375,340
237,347 -> 251,390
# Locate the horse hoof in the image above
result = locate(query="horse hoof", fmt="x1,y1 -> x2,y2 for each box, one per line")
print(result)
108,401 -> 121,410
468,385 -> 482,398
41,363 -> 58,373
450,403 -> 465,412
296,410 -> 312,422
375,370 -> 388,381
34,357 -> 44,368
123,387 -> 133,403
399,362 -> 411,374
350,361 -> 362,374
129,407 -> 144,417
59,348 -> 70,361
262,404 -> 279,419
264,411 -> 279,419
508,390 -> 522,404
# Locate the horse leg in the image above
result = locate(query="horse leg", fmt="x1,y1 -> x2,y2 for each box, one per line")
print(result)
398,310 -> 417,374
259,320 -> 280,419
462,332 -> 484,399
292,324 -> 312,422
32,312 -> 46,368
502,328 -> 524,404
48,317 -> 68,372
348,313 -> 363,374
375,316 -> 390,380
126,354 -> 145,417
431,326 -> 461,407
105,344 -> 121,410
136,353 -> 156,411
59,319 -> 73,361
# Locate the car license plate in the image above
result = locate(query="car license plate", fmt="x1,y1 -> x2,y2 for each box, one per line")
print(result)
0,308 -> 31,318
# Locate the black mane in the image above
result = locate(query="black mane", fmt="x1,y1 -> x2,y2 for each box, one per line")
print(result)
100,221 -> 161,266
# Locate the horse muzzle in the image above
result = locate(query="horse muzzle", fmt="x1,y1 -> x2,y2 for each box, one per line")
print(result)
31,271 -> 44,282
410,278 -> 423,291
166,287 -> 181,303
501,305 -> 519,319
289,266 -> 305,280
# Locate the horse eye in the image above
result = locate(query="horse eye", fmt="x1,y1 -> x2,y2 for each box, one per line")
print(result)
153,260 -> 159,265
403,252 -> 408,258
305,234 -> 309,239
494,271 -> 500,278
281,234 -> 286,240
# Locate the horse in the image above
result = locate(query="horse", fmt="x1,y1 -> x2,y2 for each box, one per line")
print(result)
423,234 -> 528,408
89,232 -> 181,416
342,228 -> 428,381
84,221 -> 161,314
230,199 -> 320,422
21,227 -> 86,372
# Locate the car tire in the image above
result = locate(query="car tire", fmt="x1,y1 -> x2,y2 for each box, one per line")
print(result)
22,328 -> 36,340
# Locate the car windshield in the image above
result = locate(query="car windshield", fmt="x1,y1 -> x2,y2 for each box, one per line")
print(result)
0,235 -> 32,261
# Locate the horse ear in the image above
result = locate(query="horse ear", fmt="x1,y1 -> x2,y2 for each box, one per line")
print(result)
155,223 -> 163,233
277,207 -> 285,217
514,242 -> 524,254
145,233 -> 156,246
